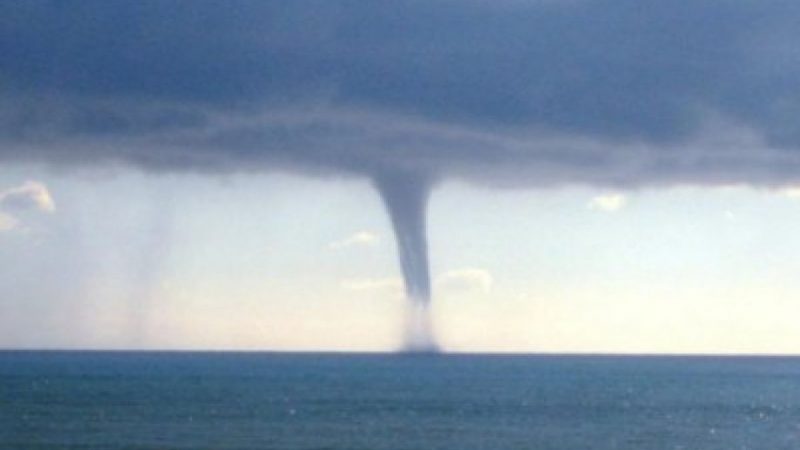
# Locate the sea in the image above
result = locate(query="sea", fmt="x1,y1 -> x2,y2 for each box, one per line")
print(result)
2,352 -> 800,449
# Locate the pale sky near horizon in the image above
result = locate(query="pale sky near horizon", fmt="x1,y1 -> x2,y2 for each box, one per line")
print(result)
4,165 -> 800,354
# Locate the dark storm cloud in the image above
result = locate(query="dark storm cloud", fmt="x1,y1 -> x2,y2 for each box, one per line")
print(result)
2,0 -> 800,186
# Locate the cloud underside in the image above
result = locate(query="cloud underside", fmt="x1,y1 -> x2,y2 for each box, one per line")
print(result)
3,1 -> 800,188
5,104 -> 798,188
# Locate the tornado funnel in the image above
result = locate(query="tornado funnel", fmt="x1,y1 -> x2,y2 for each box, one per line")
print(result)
374,171 -> 438,352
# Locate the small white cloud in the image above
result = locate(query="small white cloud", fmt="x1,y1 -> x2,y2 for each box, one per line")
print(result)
588,193 -> 627,212
436,268 -> 494,294
0,181 -> 56,213
778,186 -> 800,199
339,277 -> 403,294
328,231 -> 379,250
0,212 -> 18,232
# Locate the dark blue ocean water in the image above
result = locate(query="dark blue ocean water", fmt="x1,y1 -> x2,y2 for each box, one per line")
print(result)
2,352 -> 800,449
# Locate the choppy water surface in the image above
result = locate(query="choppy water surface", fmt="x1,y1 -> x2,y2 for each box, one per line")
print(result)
3,352 -> 800,449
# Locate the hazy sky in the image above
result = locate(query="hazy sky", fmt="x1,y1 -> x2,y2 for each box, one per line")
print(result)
4,167 -> 800,353
3,1 -> 800,352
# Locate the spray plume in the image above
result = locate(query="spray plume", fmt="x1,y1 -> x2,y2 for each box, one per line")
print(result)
374,171 -> 438,352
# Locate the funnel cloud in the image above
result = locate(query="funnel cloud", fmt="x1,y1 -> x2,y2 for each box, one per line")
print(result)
374,171 -> 436,350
